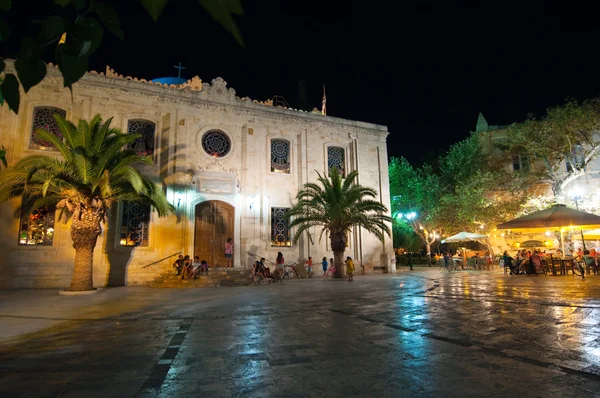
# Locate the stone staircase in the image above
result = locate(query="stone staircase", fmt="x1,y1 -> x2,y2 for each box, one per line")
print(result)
148,268 -> 252,288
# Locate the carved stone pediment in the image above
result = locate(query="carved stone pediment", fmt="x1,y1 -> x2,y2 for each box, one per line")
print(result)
203,77 -> 236,100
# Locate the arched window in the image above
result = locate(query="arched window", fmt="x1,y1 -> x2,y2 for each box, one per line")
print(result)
120,202 -> 150,246
201,130 -> 231,158
127,119 -> 156,157
30,106 -> 67,150
271,139 -> 290,173
19,206 -> 56,245
327,146 -> 346,177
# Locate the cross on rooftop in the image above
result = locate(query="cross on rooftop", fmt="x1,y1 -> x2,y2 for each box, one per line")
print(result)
173,62 -> 186,78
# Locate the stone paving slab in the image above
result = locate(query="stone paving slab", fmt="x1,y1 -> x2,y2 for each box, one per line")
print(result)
1,270 -> 600,396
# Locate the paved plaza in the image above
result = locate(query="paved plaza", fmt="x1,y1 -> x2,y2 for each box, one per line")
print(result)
1,269 -> 600,397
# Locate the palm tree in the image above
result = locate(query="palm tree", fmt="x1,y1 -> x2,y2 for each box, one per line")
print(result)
287,168 -> 391,278
0,114 -> 173,291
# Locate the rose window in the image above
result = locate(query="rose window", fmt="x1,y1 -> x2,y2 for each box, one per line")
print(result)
30,107 -> 67,150
202,130 -> 231,158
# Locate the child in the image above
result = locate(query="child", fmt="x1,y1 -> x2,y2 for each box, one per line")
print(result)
190,256 -> 202,278
327,260 -> 337,279
345,256 -> 355,281
225,237 -> 234,269
305,256 -> 313,278
200,260 -> 209,275
322,257 -> 328,276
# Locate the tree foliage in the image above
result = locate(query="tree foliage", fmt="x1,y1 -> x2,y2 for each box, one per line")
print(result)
0,0 -> 244,113
0,113 -> 173,218
498,99 -> 600,201
390,133 -> 527,257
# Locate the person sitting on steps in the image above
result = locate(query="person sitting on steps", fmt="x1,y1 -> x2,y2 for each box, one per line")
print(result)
173,254 -> 184,275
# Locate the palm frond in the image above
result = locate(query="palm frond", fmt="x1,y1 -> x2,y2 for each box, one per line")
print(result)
0,114 -> 173,225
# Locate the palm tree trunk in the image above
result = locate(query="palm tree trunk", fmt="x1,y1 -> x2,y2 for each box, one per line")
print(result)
333,251 -> 345,278
68,212 -> 102,291
330,231 -> 347,278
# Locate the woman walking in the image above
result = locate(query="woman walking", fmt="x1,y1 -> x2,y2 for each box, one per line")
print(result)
275,252 -> 285,282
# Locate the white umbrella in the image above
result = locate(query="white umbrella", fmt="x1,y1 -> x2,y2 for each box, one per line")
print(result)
441,232 -> 490,265
441,232 -> 489,243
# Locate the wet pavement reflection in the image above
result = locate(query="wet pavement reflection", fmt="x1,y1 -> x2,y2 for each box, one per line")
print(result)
1,269 -> 600,397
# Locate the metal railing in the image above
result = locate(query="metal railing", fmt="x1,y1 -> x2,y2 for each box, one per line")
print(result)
142,252 -> 182,269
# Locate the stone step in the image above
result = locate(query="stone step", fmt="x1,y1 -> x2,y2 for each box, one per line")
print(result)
148,271 -> 253,288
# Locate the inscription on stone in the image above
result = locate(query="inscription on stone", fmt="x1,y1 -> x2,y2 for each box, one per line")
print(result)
199,178 -> 233,193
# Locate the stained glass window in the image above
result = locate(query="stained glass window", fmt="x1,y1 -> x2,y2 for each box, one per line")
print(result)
202,130 -> 231,158
19,206 -> 55,245
327,146 -> 345,177
120,202 -> 150,247
30,107 -> 67,150
127,119 -> 156,157
271,207 -> 291,247
271,139 -> 290,173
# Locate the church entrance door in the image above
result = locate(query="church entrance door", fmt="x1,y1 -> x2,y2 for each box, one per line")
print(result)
194,201 -> 234,267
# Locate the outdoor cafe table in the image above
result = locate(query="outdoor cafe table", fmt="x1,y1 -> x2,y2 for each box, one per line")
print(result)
547,255 -> 572,275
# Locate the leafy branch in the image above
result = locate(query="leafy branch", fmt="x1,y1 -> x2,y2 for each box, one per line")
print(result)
0,0 -> 244,114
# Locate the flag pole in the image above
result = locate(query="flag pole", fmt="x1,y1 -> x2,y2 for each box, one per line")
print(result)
321,85 -> 327,116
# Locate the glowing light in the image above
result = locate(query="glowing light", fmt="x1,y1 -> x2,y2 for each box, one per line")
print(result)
545,231 -> 551,237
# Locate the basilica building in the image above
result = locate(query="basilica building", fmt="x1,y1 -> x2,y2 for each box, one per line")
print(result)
0,62 -> 393,289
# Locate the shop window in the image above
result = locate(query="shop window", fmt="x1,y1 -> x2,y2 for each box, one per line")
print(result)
19,206 -> 55,245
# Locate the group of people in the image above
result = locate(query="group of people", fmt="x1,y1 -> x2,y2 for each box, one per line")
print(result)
439,251 -> 493,272
251,255 -> 356,282
173,254 -> 209,279
503,247 -> 600,275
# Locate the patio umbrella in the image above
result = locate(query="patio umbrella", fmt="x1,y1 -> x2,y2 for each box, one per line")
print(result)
441,232 -> 489,243
441,232 -> 490,264
496,204 -> 600,253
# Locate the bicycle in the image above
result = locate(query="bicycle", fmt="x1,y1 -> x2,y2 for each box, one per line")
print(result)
572,260 -> 585,278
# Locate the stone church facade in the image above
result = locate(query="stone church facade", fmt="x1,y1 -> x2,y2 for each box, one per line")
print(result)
0,62 -> 393,289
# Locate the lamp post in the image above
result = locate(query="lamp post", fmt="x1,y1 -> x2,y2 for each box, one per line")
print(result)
394,211 -> 418,269
570,187 -> 586,250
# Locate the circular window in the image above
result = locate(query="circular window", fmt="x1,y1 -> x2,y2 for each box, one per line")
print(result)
201,130 -> 231,158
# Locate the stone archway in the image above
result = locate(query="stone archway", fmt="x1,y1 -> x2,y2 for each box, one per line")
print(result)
194,201 -> 234,267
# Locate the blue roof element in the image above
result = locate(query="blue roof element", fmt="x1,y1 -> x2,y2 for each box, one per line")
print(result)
151,77 -> 187,85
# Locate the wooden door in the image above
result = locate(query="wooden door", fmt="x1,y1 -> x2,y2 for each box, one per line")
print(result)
194,201 -> 234,266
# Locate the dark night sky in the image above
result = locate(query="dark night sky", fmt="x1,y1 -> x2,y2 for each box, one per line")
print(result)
5,0 -> 600,164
